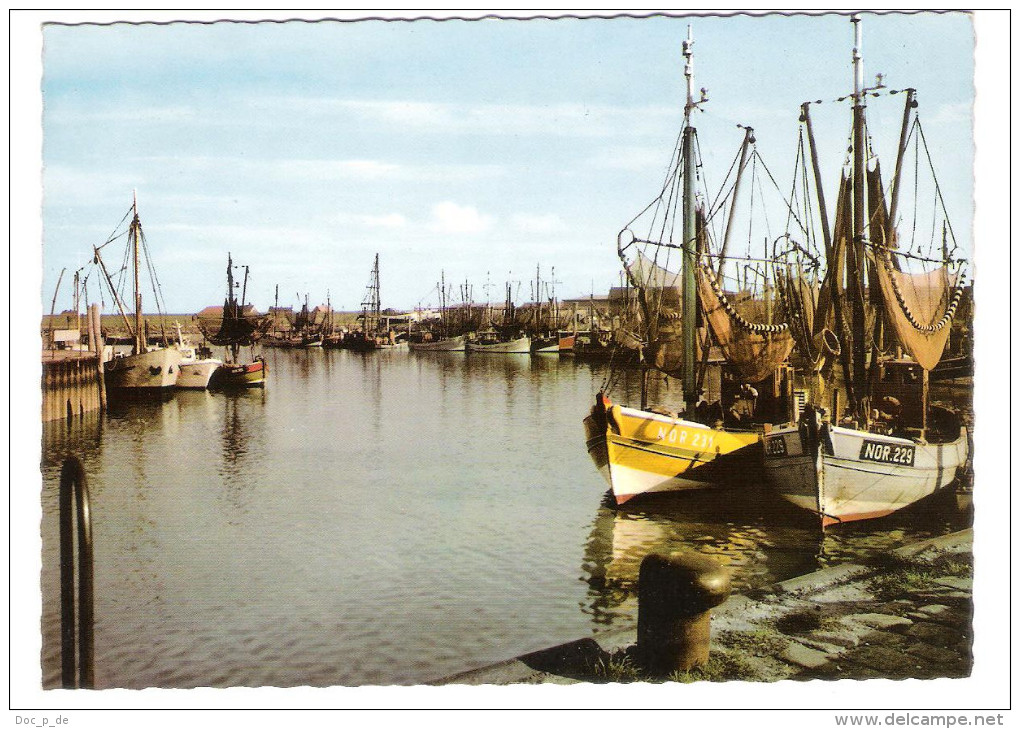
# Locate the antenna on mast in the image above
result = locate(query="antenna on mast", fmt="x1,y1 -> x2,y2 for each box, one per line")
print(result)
682,25 -> 708,120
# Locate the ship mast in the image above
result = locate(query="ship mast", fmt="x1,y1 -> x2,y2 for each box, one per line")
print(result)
131,191 -> 144,354
681,25 -> 699,413
849,15 -> 869,422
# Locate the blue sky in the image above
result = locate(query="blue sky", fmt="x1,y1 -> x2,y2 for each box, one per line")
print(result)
40,11 -> 974,314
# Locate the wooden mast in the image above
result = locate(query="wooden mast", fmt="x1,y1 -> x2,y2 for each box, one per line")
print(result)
716,125 -> 755,277
131,192 -> 144,355
848,15 -> 869,422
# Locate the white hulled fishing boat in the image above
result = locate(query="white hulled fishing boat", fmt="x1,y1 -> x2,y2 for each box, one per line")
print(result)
93,194 -> 182,393
763,17 -> 969,527
175,324 -> 222,390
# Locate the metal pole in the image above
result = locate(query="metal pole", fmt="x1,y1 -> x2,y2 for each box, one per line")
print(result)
681,26 -> 699,414
59,456 -> 95,689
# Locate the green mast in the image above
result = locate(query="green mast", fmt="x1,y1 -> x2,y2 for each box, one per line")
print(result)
681,25 -> 699,413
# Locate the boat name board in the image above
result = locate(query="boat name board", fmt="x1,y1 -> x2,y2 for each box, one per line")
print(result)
859,440 -> 916,467
764,435 -> 787,457
654,426 -> 715,450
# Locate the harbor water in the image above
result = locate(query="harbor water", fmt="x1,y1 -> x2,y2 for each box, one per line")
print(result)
39,349 -> 972,688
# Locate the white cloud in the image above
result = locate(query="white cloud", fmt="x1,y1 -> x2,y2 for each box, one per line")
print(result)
270,96 -> 677,138
428,201 -> 493,234
927,101 -> 971,125
511,213 -> 566,234
132,154 -> 502,184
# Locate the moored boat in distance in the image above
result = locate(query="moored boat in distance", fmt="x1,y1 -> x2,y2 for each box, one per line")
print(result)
175,324 -> 222,390
213,358 -> 267,388
530,335 -> 559,354
467,333 -> 531,354
346,253 -> 410,352
94,194 -> 182,394
763,16 -> 970,528
197,253 -> 271,388
105,347 -> 182,391
467,283 -> 530,353
409,271 -> 469,352
409,334 -> 467,352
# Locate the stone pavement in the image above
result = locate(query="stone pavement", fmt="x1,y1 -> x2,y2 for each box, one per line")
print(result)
435,529 -> 973,685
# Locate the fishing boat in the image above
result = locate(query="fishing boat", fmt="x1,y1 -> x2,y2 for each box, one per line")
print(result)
346,253 -> 409,351
467,332 -> 531,354
763,17 -> 970,528
409,271 -> 468,351
466,284 -> 530,354
93,194 -> 182,393
175,323 -> 222,390
583,28 -> 763,505
291,295 -> 324,347
410,334 -> 466,352
197,254 -> 269,388
527,264 -> 561,354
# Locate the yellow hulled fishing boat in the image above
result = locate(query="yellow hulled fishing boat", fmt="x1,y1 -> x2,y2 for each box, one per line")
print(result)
583,27 -> 789,505
584,393 -> 760,505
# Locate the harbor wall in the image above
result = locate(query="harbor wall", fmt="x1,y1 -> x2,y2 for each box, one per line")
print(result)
41,354 -> 103,423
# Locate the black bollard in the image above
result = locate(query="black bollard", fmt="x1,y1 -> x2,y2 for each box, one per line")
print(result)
637,551 -> 730,674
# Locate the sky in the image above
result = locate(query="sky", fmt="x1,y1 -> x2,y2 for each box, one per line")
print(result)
35,10 -> 976,315
9,9 -> 1013,717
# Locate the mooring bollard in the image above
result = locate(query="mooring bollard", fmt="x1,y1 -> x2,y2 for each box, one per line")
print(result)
637,551 -> 730,674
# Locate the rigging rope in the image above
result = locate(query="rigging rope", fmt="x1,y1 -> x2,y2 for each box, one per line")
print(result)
878,248 -> 966,333
698,255 -> 789,334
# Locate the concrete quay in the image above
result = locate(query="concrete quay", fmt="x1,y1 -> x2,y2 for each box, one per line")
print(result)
435,529 -> 973,685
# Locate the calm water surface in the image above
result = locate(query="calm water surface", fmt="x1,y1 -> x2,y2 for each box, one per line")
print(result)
40,349 -> 972,687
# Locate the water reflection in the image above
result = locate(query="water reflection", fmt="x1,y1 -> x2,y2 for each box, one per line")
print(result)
580,479 -> 972,631
37,344 -> 972,688
41,412 -> 103,472
216,388 -> 267,522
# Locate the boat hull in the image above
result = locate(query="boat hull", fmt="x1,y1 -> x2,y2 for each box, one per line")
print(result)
104,347 -> 182,391
467,336 -> 531,354
177,359 -> 222,389
214,359 -> 267,388
583,396 -> 761,505
530,335 -> 560,354
763,423 -> 969,527
409,335 -> 467,352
